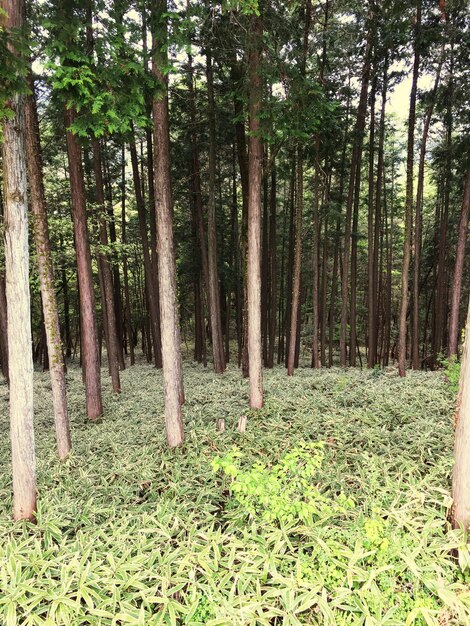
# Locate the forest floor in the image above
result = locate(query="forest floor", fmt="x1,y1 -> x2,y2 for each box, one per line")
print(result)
1,362 -> 469,625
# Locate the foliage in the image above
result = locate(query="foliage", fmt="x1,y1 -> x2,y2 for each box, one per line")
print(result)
212,441 -> 354,525
439,355 -> 461,395
0,363 -> 467,624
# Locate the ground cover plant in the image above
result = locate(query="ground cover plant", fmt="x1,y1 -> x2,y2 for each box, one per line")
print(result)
1,362 -> 469,625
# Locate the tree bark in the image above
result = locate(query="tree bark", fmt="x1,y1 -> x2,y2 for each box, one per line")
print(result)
451,297 -> 470,529
206,47 -> 226,373
24,72 -> 71,459
244,12 -> 264,417
398,0 -> 421,377
65,106 -> 103,419
1,0 -> 37,520
129,135 -> 162,368
152,0 -> 185,446
92,138 -> 121,392
340,23 -> 373,366
288,154 -> 303,376
448,170 -> 470,359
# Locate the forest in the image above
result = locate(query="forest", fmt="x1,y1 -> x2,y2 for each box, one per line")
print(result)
1,0 -> 470,623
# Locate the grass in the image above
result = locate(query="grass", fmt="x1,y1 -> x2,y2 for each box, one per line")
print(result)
0,361 -> 469,625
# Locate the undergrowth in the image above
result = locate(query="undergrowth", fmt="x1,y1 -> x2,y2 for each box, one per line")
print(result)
0,362 -> 467,625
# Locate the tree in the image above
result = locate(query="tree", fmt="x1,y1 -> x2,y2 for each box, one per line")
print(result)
243,9 -> 264,421
152,0 -> 185,447
1,0 -> 37,520
24,71 -> 71,459
451,296 -> 470,529
398,0 -> 421,377
448,170 -> 470,359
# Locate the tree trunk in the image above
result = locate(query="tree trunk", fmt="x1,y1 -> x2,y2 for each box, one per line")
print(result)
451,297 -> 470,529
129,135 -> 162,368
288,154 -> 303,376
92,138 -> 121,392
24,71 -> 71,459
65,109 -> 103,421
398,0 -> 421,377
152,0 -> 185,446
412,55 -> 443,368
267,163 -> 277,368
449,170 -> 470,359
0,271 -> 8,383
1,0 -> 37,520
340,23 -> 373,366
367,71 -> 377,368
206,47 -> 226,373
121,146 -> 135,365
244,12 -> 264,419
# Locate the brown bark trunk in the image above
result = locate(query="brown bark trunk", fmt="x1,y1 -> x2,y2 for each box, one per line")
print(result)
2,0 -> 37,520
312,147 -> 320,369
24,71 -> 71,459
92,139 -> 121,392
121,146 -> 135,366
206,47 -> 226,373
367,72 -> 377,368
243,12 -> 264,419
267,163 -> 277,368
0,271 -> 8,383
152,0 -> 185,446
412,55 -> 443,368
129,135 -> 162,368
288,154 -> 303,376
65,106 -> 103,419
398,0 -> 421,377
451,297 -> 470,529
340,24 -> 373,366
449,170 -> 470,358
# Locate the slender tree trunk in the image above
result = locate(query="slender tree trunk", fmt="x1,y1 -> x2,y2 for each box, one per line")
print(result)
152,0 -> 185,446
288,154 -> 303,375
367,72 -> 377,367
349,154 -> 362,366
412,56 -> 443,368
242,12 -> 264,422
312,148 -> 320,368
449,170 -> 470,358
398,0 -> 421,377
372,63 -> 387,367
206,47 -> 226,373
1,0 -> 36,520
121,146 -> 135,366
267,164 -> 277,368
129,135 -> 162,368
24,72 -> 71,458
451,297 -> 470,529
92,139 -> 121,392
0,270 -> 8,383
65,106 -> 103,419
230,59 -> 250,376
340,24 -> 373,366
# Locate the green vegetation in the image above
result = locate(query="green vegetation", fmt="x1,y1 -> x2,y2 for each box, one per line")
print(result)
0,363 -> 468,625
